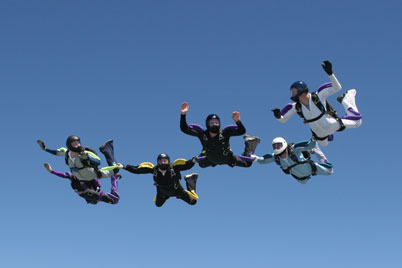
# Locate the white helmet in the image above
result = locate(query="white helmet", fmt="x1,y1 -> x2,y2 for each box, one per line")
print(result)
272,137 -> 288,155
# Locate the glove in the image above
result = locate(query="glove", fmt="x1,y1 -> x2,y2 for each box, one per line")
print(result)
272,108 -> 281,119
322,60 -> 333,75
192,156 -> 199,163
79,151 -> 89,159
37,140 -> 46,150
115,163 -> 124,169
250,154 -> 260,162
44,163 -> 52,172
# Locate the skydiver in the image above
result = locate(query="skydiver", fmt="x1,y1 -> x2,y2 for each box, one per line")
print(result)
123,154 -> 199,207
43,163 -> 121,204
252,137 -> 333,184
180,102 -> 260,168
37,137 -> 122,182
271,61 -> 362,146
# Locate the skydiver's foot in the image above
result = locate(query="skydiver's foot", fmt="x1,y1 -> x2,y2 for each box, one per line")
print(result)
319,161 -> 333,168
184,173 -> 198,192
243,135 -> 260,156
44,163 -> 52,173
99,139 -> 114,153
185,190 -> 199,200
337,89 -> 357,104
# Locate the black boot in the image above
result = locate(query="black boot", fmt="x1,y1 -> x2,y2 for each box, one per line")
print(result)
99,139 -> 115,166
243,135 -> 260,156
184,173 -> 199,200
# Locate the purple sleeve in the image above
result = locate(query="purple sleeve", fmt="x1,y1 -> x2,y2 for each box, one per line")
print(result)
223,125 -> 238,131
188,124 -> 205,132
51,170 -> 73,179
317,82 -> 332,93
281,103 -> 294,115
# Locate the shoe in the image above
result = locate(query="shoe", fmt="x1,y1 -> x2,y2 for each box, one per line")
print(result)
243,135 -> 260,156
99,139 -> 114,152
184,173 -> 198,192
185,190 -> 199,200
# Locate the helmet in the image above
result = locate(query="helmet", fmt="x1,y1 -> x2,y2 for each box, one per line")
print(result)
290,81 -> 308,102
66,135 -> 82,152
157,153 -> 170,170
272,137 -> 288,155
205,114 -> 220,133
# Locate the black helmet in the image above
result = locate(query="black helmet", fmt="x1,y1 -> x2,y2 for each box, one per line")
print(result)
290,81 -> 308,102
157,153 -> 170,170
66,135 -> 82,152
205,114 -> 220,133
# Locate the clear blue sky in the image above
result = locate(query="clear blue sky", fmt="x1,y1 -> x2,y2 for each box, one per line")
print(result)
1,1 -> 402,267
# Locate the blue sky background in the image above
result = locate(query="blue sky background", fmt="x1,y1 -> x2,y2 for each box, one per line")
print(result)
1,1 -> 402,267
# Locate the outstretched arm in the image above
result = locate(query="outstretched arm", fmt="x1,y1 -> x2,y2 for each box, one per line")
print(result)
124,164 -> 154,174
180,114 -> 204,137
293,139 -> 317,153
272,103 -> 297,123
173,157 -> 197,172
254,153 -> 276,165
223,112 -> 246,137
317,61 -> 342,99
44,163 -> 72,179
37,140 -> 67,156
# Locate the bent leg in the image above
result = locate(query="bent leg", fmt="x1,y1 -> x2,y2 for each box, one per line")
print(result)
311,143 -> 330,164
232,155 -> 253,167
197,156 -> 215,168
154,188 -> 169,207
340,89 -> 362,129
315,162 -> 334,176
99,175 -> 121,204
177,190 -> 197,206
99,139 -> 117,166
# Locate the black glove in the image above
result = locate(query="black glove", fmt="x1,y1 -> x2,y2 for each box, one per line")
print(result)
37,140 -> 46,150
272,108 -> 281,119
322,60 -> 333,75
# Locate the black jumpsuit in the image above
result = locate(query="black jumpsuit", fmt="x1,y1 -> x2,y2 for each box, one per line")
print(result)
180,114 -> 252,168
124,159 -> 197,207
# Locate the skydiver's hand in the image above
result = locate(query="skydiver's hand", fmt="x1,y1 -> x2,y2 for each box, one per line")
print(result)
250,154 -> 260,162
232,111 -> 240,122
79,151 -> 89,159
272,108 -> 281,119
37,140 -> 46,150
44,163 -> 52,173
181,102 -> 189,114
322,60 -> 333,75
191,156 -> 198,163
115,163 -> 124,169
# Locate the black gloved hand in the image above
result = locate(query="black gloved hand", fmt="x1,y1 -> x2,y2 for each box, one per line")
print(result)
272,108 -> 281,119
322,60 -> 333,75
37,140 -> 46,150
